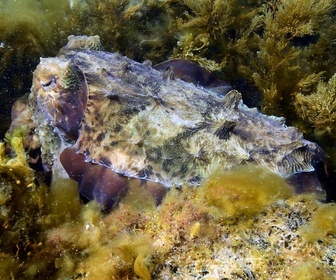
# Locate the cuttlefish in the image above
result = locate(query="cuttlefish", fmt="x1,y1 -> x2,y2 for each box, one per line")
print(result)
9,35 -> 325,209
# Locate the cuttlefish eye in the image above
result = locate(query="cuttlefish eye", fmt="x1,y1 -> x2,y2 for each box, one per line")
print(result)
41,76 -> 57,91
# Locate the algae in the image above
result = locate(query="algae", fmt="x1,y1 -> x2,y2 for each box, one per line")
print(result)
0,0 -> 72,138
0,137 -> 335,279
0,135 -> 47,279
295,73 -> 336,138
197,165 -> 293,219
300,202 -> 336,242
0,132 -> 83,279
292,260 -> 335,280
40,175 -> 336,279
233,0 -> 335,117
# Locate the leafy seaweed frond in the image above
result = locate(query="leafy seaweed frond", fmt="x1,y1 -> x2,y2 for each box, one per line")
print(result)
235,0 -> 336,115
295,73 -> 336,137
182,0 -> 235,39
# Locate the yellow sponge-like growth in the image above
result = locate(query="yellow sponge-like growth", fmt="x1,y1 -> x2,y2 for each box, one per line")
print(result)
300,202 -> 336,242
198,165 -> 293,219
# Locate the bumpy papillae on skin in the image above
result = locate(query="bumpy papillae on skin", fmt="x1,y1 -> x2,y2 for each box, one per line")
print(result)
20,36 -> 326,209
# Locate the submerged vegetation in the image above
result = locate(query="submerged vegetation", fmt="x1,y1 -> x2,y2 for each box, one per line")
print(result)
295,73 -> 336,138
0,137 -> 335,278
0,0 -> 71,137
1,0 -> 336,277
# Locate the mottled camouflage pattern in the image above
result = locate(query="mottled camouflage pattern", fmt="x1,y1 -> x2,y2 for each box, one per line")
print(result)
29,36 -> 324,188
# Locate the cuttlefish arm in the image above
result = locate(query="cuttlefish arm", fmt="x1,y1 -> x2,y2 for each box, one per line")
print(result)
60,147 -> 168,210
154,59 -> 232,95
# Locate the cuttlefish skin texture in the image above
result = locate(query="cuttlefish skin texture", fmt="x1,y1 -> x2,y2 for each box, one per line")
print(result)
23,35 -> 325,207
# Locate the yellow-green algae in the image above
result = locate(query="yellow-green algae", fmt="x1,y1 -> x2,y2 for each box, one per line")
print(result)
0,137 -> 335,279
295,73 -> 336,138
292,260 -> 335,280
0,0 -> 73,133
299,202 -> 336,242
197,165 -> 293,219
0,135 -> 46,279
0,133 -> 82,279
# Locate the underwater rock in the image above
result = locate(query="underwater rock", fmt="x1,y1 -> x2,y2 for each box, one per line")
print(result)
11,35 -> 326,208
